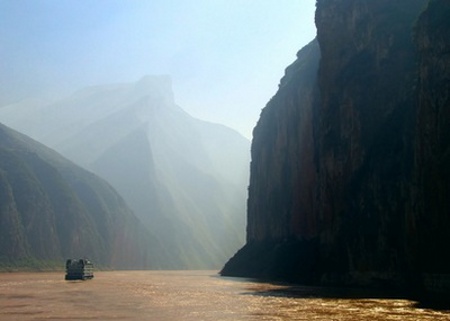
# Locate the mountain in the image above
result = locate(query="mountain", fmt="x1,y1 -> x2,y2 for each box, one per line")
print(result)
0,122 -> 164,269
0,76 -> 250,269
222,0 -> 450,294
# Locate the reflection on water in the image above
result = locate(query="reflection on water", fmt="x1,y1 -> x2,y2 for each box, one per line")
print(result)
0,271 -> 449,320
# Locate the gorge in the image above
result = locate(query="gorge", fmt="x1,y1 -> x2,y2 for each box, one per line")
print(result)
0,76 -> 250,269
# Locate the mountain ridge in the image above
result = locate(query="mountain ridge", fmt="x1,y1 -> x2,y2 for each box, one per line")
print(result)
0,122 -> 164,269
0,75 -> 250,269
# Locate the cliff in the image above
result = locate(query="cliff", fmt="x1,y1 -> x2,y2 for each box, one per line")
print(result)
222,0 -> 450,293
0,123 -> 163,269
414,0 -> 450,274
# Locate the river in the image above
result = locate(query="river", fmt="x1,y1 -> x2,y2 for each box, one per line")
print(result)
0,270 -> 448,320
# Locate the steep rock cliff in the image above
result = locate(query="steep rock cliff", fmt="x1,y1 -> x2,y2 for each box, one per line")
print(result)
223,0 -> 450,292
247,40 -> 320,243
414,0 -> 450,273
222,40 -> 321,281
314,0 -> 426,281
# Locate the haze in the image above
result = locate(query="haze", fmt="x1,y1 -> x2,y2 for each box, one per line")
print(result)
0,0 -> 316,138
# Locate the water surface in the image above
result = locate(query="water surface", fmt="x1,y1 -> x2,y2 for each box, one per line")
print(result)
0,270 -> 448,320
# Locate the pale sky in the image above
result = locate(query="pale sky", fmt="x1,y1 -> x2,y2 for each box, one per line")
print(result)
0,1 -> 317,139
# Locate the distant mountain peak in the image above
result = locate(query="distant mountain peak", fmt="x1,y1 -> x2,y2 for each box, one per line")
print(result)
132,75 -> 174,106
0,76 -> 250,269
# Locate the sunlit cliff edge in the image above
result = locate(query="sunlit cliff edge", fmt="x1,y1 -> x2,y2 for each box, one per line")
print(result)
222,0 -> 450,296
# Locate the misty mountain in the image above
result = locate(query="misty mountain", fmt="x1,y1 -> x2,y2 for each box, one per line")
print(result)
222,0 -> 450,296
0,122 -> 165,269
0,76 -> 250,269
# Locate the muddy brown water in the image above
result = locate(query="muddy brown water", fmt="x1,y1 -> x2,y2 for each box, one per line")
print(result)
0,270 -> 449,320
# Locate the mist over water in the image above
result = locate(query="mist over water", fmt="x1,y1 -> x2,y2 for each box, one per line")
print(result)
1,271 -> 449,320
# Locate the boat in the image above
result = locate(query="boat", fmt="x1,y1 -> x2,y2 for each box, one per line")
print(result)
65,259 -> 94,280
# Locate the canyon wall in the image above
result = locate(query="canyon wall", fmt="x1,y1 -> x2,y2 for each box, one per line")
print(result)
414,0 -> 450,274
222,0 -> 450,292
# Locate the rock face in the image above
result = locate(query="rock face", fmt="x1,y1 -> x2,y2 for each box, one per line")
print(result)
0,76 -> 249,269
414,0 -> 450,274
0,123 -> 161,269
222,0 -> 450,292
247,40 -> 320,243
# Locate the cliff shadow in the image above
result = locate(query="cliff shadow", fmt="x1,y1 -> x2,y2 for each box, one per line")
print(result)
241,283 -> 450,312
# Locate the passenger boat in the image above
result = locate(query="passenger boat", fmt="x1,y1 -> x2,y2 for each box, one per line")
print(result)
65,259 -> 94,280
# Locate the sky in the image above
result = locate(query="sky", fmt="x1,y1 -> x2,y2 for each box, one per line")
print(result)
0,1 -> 317,139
